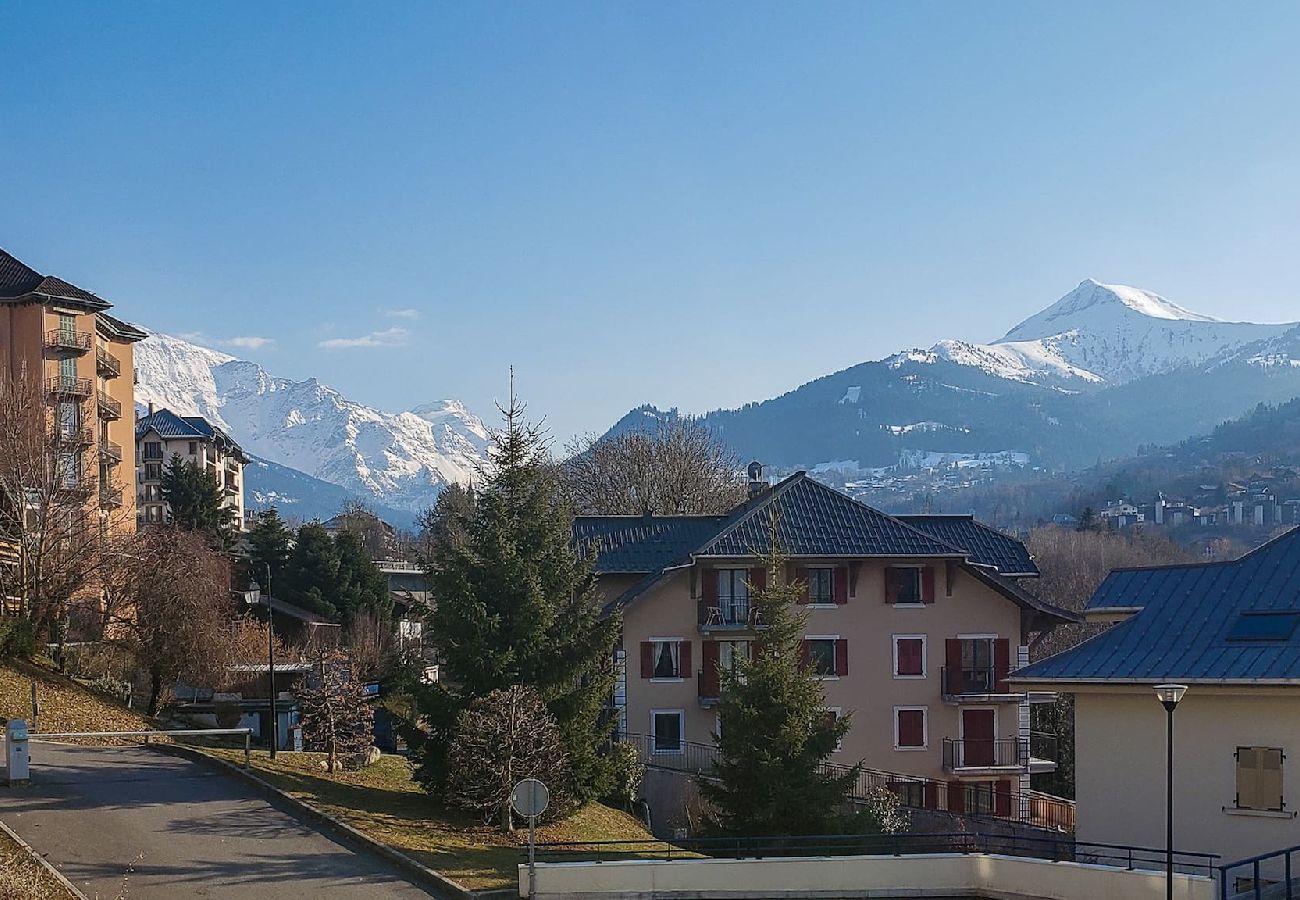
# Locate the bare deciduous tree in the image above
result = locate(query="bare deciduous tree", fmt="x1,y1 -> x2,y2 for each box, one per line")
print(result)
298,653 -> 374,774
563,421 -> 747,515
446,685 -> 568,831
344,608 -> 394,682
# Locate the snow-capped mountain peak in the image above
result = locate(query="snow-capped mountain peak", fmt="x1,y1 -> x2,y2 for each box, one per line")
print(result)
133,333 -> 488,516
1001,279 -> 1220,344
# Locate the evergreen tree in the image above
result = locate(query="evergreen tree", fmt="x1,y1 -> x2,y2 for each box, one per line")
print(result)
282,521 -> 341,618
334,529 -> 392,624
160,454 -> 231,545
699,531 -> 862,835
247,507 -> 293,586
414,386 -> 618,803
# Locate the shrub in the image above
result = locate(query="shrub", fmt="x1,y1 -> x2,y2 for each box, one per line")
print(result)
0,617 -> 36,660
604,741 -> 644,811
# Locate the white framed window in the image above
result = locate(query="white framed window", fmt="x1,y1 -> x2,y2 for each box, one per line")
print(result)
893,634 -> 927,679
807,567 -> 835,606
718,640 -> 749,674
894,706 -> 928,750
651,709 -> 684,753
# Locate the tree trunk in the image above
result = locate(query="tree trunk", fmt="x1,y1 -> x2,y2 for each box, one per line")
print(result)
147,665 -> 164,717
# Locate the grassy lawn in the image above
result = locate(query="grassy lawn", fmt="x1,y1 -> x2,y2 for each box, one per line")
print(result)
0,660 -> 150,737
0,827 -> 76,900
202,748 -> 670,890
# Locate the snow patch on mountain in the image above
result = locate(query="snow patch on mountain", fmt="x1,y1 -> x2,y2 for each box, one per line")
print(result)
134,332 -> 489,515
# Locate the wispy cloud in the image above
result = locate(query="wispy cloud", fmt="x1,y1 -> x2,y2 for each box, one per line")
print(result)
226,336 -> 274,350
318,326 -> 411,350
384,308 -> 421,320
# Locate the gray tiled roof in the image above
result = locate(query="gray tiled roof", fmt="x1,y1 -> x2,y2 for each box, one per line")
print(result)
1012,527 -> 1300,683
573,515 -> 728,574
896,515 -> 1038,576
0,248 -> 112,309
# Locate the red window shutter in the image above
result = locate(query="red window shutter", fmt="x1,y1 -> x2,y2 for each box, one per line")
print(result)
897,709 -> 922,747
994,638 -> 1011,693
884,566 -> 898,603
748,566 -> 767,595
701,569 -> 719,603
700,641 -> 720,698
640,641 -> 654,679
898,638 -> 923,676
945,639 -> 962,695
948,780 -> 966,814
795,567 -> 810,604
833,566 -> 849,605
834,638 -> 849,676
922,566 -> 936,604
994,779 -> 1012,818
679,641 -> 692,680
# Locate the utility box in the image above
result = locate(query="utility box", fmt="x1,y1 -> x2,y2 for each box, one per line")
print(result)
5,720 -> 30,785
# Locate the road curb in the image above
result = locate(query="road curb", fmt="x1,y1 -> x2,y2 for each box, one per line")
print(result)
153,744 -> 516,900
0,816 -> 90,900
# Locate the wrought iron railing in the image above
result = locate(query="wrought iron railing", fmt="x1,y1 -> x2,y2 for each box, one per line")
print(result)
47,375 -> 92,397
96,346 -> 121,377
45,329 -> 91,352
943,737 -> 1029,770
97,390 -> 122,419
941,664 -> 1009,696
100,441 -> 122,464
99,486 -> 122,508
57,427 -> 95,447
1221,843 -> 1300,899
618,732 -> 1075,832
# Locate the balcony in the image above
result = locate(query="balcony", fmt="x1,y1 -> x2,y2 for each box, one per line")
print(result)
698,600 -> 765,633
224,476 -> 238,494
942,735 -> 1057,776
45,329 -> 91,353
57,427 -> 94,447
941,665 -> 1018,702
47,375 -> 92,398
97,391 -> 122,420
100,441 -> 122,464
96,347 -> 121,377
99,486 -> 122,509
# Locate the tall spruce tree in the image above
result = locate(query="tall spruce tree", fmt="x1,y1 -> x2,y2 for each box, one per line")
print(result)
416,386 -> 618,803
282,521 -> 341,618
160,454 -> 232,545
334,529 -> 392,624
699,530 -> 862,835
247,507 -> 293,585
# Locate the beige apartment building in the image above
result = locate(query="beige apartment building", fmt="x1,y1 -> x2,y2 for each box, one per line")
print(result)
0,247 -> 145,528
1013,528 -> 1300,885
135,406 -> 247,526
576,471 -> 1075,820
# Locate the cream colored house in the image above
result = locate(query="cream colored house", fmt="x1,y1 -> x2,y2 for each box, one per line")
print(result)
135,406 -> 247,527
0,247 -> 144,530
1013,528 -> 1300,885
576,472 -> 1076,821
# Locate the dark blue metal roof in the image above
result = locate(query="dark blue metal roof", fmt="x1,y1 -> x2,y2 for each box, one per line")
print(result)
696,475 -> 963,559
1014,527 -> 1300,683
573,515 -> 727,574
136,408 -> 209,440
896,515 -> 1039,576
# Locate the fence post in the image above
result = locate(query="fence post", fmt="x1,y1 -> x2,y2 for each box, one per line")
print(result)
244,731 -> 251,769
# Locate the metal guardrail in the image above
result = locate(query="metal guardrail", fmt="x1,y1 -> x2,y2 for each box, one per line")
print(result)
943,737 -> 1027,770
1220,843 -> 1300,899
15,728 -> 256,769
97,390 -> 122,419
45,329 -> 91,352
47,375 -> 92,397
96,346 -> 120,377
532,832 -> 1220,878
619,732 -> 1076,832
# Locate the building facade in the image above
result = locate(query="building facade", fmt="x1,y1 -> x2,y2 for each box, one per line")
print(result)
135,407 -> 247,527
0,247 -> 144,529
1013,528 -> 1300,879
576,472 -> 1075,817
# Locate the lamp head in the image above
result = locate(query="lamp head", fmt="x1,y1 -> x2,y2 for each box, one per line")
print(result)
1154,683 -> 1188,711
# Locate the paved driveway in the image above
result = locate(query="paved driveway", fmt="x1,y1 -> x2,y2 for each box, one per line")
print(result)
0,743 -> 442,899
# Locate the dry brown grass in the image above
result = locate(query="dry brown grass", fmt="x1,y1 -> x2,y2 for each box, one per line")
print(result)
0,829 -> 76,900
0,660 -> 150,739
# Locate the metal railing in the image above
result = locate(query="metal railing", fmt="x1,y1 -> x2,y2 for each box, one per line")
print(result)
100,441 -> 122,464
45,329 -> 91,352
97,390 -> 122,419
941,664 -> 1011,696
96,346 -> 121,377
618,732 -> 1076,832
943,737 -> 1027,771
699,601 -> 765,631
99,487 -> 122,508
532,832 -> 1218,878
1220,844 -> 1300,899
57,427 -> 95,447
47,375 -> 92,397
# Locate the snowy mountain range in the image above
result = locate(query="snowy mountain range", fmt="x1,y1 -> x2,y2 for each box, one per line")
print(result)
608,279 -> 1300,473
134,332 -> 490,524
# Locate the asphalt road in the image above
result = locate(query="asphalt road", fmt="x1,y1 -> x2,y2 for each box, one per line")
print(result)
0,742 -> 442,899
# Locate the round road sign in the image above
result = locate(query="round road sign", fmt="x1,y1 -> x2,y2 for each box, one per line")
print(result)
510,778 -> 550,818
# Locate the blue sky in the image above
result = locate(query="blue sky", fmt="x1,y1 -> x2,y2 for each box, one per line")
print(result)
3,2 -> 1299,440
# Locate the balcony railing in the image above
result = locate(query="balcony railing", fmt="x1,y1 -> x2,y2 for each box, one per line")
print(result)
224,476 -> 238,494
57,427 -> 95,447
942,665 -> 1013,698
699,600 -> 765,632
96,347 -> 121,377
99,487 -> 122,509
45,329 -> 91,352
100,441 -> 122,464
47,375 -> 92,397
942,737 -> 1029,772
97,391 -> 122,419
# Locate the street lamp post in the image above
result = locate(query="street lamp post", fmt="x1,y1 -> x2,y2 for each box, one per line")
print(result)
247,564 -> 277,759
1154,684 -> 1188,900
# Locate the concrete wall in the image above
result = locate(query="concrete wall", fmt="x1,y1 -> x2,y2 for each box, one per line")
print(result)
519,852 -> 1214,899
1075,687 -> 1300,875
620,560 -> 1027,787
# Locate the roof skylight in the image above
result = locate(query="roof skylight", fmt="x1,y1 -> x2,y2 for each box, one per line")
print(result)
1227,611 -> 1300,643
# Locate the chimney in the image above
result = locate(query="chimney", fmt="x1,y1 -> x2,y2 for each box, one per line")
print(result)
148,402 -> 155,416
747,461 -> 765,497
